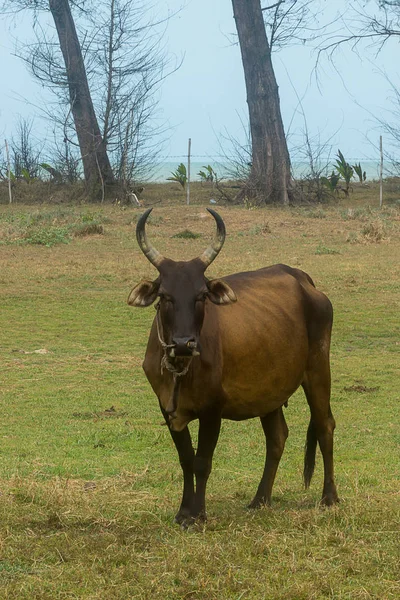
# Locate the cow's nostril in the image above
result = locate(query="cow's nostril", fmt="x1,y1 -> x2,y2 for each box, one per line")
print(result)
172,337 -> 196,347
171,337 -> 198,356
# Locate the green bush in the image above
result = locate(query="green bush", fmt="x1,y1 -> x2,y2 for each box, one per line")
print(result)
23,226 -> 71,247
172,229 -> 201,239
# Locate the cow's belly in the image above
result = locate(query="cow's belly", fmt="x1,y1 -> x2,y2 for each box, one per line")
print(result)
219,320 -> 308,420
221,373 -> 303,420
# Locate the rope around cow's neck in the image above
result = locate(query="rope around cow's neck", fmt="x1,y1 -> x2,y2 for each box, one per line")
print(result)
155,304 -> 193,377
155,304 -> 193,418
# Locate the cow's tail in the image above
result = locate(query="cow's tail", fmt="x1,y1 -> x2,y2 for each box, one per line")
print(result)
304,419 -> 318,488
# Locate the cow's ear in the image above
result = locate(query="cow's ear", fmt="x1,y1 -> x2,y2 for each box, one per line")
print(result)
128,278 -> 160,307
206,278 -> 237,305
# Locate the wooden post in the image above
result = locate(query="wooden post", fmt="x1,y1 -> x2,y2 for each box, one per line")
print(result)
186,138 -> 191,205
5,139 -> 12,204
379,135 -> 383,208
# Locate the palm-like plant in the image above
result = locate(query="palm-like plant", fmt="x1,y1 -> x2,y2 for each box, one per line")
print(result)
321,171 -> 340,193
335,150 -> 353,195
352,162 -> 366,183
198,165 -> 216,184
167,163 -> 187,188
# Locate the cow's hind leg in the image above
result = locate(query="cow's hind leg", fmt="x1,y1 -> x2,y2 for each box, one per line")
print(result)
248,406 -> 288,509
302,361 -> 339,506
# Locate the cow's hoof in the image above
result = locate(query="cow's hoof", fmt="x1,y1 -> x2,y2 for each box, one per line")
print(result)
321,492 -> 340,506
175,510 -> 206,529
247,497 -> 269,510
174,508 -> 193,526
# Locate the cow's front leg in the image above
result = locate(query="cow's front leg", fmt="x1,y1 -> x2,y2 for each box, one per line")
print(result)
162,409 -> 195,525
191,412 -> 222,524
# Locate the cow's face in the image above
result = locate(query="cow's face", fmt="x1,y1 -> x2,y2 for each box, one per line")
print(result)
128,209 -> 236,357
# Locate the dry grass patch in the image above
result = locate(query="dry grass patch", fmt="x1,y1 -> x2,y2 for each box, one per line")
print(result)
360,219 -> 385,242
0,477 -> 399,599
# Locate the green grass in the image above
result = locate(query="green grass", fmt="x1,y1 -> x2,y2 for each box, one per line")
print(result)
315,243 -> 341,255
172,228 -> 202,239
0,197 -> 399,598
0,208 -> 107,246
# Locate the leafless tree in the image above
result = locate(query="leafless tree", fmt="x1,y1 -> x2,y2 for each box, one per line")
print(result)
48,133 -> 82,182
286,72 -> 341,202
10,117 -> 43,179
2,0 -> 114,189
88,0 -> 172,187
231,0 -> 318,204
53,0 -> 115,188
2,0 -> 172,194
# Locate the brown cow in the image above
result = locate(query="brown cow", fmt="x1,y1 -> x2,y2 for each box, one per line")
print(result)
129,208 -> 338,526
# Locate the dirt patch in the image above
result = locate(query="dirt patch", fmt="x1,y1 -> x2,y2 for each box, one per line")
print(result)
72,406 -> 127,420
343,385 -> 380,393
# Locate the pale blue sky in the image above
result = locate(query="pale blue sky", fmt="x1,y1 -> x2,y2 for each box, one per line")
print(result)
0,0 -> 398,167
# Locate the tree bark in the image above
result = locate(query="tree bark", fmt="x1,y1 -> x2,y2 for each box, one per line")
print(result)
49,0 -> 115,188
232,0 -> 292,204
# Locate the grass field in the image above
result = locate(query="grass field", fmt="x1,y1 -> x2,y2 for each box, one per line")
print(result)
0,184 -> 399,599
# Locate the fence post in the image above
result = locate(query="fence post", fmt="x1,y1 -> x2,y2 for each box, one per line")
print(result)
186,138 -> 191,205
379,135 -> 383,208
5,139 -> 12,204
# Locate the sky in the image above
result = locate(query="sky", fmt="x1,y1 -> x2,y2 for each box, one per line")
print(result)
0,0 -> 399,171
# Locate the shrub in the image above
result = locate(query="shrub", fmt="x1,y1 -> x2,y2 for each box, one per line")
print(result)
23,226 -> 71,247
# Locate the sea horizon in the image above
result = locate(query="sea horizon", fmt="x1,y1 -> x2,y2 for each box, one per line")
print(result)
150,159 -> 389,182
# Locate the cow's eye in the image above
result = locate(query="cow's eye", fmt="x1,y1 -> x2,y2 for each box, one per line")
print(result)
159,294 -> 173,304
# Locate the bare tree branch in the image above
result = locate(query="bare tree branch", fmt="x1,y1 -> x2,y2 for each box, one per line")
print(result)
317,0 -> 400,67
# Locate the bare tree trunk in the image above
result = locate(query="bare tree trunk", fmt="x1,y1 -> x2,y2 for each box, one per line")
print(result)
232,0 -> 292,204
49,0 -> 115,188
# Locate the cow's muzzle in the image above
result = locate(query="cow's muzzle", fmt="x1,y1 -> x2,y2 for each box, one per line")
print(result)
169,337 -> 200,357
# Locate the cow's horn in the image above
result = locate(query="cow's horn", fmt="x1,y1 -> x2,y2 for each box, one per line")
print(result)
199,209 -> 226,267
136,208 -> 164,269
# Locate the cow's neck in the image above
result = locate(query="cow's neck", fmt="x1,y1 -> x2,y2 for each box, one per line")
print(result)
155,305 -> 193,421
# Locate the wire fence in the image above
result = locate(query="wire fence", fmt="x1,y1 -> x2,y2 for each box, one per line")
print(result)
1,141 -> 398,182
152,156 -> 390,182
